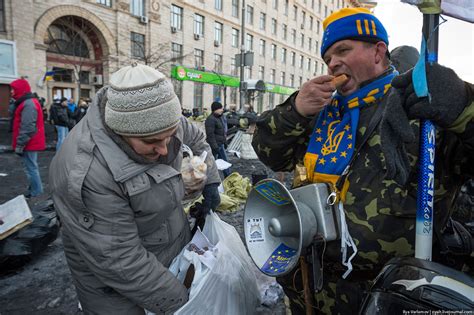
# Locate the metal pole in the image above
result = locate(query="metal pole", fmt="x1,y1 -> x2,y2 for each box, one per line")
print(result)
239,0 -> 246,111
415,13 -> 439,261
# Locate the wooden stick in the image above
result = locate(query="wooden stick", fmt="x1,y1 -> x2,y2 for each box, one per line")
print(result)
300,256 -> 314,315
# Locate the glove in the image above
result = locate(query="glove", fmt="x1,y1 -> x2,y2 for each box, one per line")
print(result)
14,145 -> 24,157
201,183 -> 221,214
392,63 -> 469,128
189,184 -> 220,234
380,89 -> 416,185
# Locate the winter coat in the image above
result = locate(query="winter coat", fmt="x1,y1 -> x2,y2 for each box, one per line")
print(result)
49,88 -> 220,315
205,113 -> 227,154
10,79 -> 45,151
49,103 -> 71,127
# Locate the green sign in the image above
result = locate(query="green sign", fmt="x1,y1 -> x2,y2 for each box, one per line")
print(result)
171,66 -> 240,87
264,83 -> 296,95
170,66 -> 296,95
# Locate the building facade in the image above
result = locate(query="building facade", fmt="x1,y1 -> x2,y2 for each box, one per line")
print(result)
0,0 -> 371,117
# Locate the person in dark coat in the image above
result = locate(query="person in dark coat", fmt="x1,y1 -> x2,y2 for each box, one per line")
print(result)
49,97 -> 71,152
73,99 -> 89,123
205,101 -> 231,177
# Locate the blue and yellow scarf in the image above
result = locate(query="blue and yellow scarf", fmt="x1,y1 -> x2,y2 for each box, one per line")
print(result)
304,70 -> 397,198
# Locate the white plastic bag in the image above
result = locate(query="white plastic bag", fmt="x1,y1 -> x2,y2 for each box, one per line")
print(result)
170,212 -> 260,315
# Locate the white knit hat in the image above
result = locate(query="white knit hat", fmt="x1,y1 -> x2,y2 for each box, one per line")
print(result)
105,63 -> 181,136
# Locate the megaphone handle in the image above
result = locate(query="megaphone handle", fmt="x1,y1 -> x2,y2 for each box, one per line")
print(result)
299,256 -> 314,315
311,242 -> 324,292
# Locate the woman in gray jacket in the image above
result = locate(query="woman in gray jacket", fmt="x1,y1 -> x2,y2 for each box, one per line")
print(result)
49,64 -> 221,315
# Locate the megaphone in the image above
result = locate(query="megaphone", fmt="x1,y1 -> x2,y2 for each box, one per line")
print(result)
244,179 -> 341,276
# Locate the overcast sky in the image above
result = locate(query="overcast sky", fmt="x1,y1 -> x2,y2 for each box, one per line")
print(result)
373,0 -> 473,83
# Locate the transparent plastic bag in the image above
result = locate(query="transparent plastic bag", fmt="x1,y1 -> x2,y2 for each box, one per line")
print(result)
181,144 -> 208,202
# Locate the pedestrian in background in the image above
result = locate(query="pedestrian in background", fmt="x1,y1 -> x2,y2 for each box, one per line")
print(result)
49,97 -> 71,152
205,101 -> 231,177
10,78 -> 46,198
73,98 -> 89,123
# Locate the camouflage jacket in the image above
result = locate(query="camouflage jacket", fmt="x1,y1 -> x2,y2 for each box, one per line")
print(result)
252,85 -> 474,271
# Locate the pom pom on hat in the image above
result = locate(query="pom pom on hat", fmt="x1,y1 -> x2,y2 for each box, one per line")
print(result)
321,8 -> 388,57
105,63 -> 182,136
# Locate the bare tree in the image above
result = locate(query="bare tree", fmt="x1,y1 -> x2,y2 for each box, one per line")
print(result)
121,39 -> 192,76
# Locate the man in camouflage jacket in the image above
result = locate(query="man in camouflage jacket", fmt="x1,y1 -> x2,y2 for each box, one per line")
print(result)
252,8 -> 474,315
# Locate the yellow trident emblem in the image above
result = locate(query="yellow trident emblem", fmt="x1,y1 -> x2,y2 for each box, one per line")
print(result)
321,120 -> 345,156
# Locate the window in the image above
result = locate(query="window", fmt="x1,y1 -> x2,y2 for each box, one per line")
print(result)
272,0 -> 278,9
96,0 -> 111,6
259,13 -> 266,30
308,37 -> 312,50
317,20 -> 320,34
259,39 -> 266,56
325,5 -> 328,17
307,58 -> 311,71
232,0 -> 239,17
0,0 -> 4,32
52,67 -> 73,83
171,5 -> 183,30
194,14 -> 204,36
302,11 -> 306,26
258,66 -> 265,80
232,28 -> 239,47
245,67 -> 252,80
271,18 -> 277,35
318,0 -> 322,13
310,16 -> 313,30
290,51 -> 295,66
131,32 -> 145,59
214,22 -> 223,43
46,24 -> 90,58
280,71 -> 285,85
231,88 -> 238,104
231,57 -> 238,76
246,34 -> 253,51
293,5 -> 297,21
214,54 -> 223,72
171,42 -> 182,61
299,76 -> 303,87
291,29 -> 296,44
301,33 -> 305,47
321,63 -> 324,74
172,80 -> 183,103
299,55 -> 304,69
194,49 -> 204,68
269,93 -> 275,109
246,5 -> 254,24
282,24 -> 287,40
315,40 -> 319,53
213,85 -> 222,100
280,48 -> 287,63
312,0 -> 315,9
215,0 -> 222,11
284,0 -> 289,15
130,0 -> 145,16
271,44 -> 277,60
314,60 -> 318,74
290,74 -> 295,87
270,69 -> 276,83
194,83 -> 203,110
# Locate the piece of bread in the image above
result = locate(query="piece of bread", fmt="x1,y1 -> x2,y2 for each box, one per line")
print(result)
332,74 -> 348,88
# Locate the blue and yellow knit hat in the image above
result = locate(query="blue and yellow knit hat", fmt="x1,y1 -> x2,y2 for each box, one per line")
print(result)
321,8 -> 388,57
